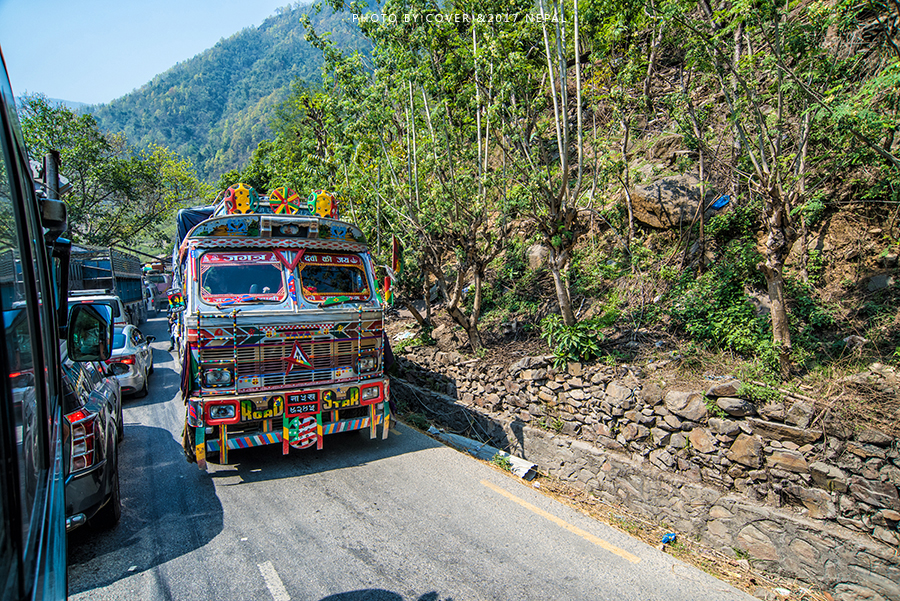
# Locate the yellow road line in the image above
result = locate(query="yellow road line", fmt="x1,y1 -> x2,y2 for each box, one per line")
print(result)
481,479 -> 641,564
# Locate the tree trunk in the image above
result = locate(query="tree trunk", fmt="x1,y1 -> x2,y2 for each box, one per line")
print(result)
404,300 -> 429,329
549,250 -> 576,326
762,186 -> 796,379
764,263 -> 792,380
446,303 -> 482,351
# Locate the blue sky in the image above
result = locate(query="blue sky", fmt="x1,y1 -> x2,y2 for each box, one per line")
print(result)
0,0 -> 294,105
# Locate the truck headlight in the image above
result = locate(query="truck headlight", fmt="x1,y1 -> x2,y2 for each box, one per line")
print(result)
204,367 -> 233,386
208,404 -> 236,420
361,385 -> 380,401
357,356 -> 377,373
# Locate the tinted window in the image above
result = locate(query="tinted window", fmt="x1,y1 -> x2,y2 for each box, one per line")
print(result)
68,299 -> 120,319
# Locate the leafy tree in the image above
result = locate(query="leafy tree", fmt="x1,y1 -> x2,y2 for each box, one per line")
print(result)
21,95 -> 208,249
664,0 -> 900,377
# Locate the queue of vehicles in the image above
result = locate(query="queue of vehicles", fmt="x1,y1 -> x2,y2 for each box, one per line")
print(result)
1,39 -> 390,598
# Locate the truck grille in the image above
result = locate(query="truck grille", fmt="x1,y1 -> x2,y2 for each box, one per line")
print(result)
199,335 -> 381,390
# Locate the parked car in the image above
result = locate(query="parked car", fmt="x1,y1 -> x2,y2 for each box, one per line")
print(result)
108,324 -> 155,397
61,342 -> 121,532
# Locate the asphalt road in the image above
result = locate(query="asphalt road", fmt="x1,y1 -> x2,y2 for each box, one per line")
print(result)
67,314 -> 755,601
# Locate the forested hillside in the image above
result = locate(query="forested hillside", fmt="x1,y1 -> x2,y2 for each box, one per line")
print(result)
71,0 -> 899,412
90,3 -> 368,181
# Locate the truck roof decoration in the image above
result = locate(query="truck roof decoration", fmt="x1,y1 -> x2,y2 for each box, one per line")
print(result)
176,185 -> 366,262
309,189 -> 339,219
269,187 -> 302,215
223,183 -> 260,215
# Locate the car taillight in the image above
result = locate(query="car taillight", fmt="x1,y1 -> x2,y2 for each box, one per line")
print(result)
66,410 -> 98,472
118,355 -> 136,365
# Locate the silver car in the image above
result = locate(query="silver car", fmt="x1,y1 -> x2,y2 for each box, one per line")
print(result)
108,325 -> 155,397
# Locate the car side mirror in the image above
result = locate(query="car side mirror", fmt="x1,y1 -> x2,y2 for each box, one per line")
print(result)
147,335 -> 156,343
67,303 -> 114,362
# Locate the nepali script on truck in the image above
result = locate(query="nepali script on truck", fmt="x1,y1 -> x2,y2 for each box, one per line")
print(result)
173,185 -> 391,470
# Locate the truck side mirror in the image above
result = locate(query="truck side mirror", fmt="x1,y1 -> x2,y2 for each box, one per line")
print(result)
41,197 -> 67,242
67,303 -> 114,362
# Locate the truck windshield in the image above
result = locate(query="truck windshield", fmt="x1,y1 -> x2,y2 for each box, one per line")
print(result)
298,252 -> 370,303
199,251 -> 286,303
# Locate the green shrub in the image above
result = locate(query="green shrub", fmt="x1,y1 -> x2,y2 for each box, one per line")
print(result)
540,314 -> 604,368
571,245 -> 622,297
669,239 -> 770,360
706,198 -> 762,244
407,413 -> 430,430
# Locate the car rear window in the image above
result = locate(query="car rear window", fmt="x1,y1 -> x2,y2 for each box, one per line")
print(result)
68,299 -> 120,319
112,332 -> 127,349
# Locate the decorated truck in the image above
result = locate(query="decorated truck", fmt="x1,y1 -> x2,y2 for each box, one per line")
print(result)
174,184 -> 391,469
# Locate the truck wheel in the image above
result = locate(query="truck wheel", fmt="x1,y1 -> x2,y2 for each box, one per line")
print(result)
182,420 -> 196,463
92,445 -> 121,530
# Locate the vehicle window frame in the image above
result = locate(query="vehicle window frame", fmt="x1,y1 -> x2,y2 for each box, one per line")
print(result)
297,252 -> 371,303
0,60 -> 62,599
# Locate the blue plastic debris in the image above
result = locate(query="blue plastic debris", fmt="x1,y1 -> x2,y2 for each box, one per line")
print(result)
661,533 -> 677,544
709,195 -> 731,210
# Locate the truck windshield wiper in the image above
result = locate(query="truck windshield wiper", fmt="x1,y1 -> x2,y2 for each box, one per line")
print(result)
320,296 -> 363,308
216,296 -> 284,309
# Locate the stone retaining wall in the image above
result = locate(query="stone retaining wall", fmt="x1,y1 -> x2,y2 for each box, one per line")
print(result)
393,348 -> 900,601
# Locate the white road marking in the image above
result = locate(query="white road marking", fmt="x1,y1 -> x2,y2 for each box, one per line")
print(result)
258,561 -> 290,601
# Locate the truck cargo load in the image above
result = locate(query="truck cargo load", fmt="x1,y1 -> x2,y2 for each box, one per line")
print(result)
68,245 -> 147,324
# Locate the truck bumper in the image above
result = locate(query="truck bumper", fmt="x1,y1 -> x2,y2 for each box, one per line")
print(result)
186,380 -> 391,470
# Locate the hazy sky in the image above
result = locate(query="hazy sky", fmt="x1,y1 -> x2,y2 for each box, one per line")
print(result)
0,0 -> 294,105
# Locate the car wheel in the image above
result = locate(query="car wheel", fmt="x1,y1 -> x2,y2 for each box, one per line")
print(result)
137,372 -> 149,398
92,444 -> 121,529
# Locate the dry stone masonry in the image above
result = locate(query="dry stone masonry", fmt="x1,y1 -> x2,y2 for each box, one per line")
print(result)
393,348 -> 900,601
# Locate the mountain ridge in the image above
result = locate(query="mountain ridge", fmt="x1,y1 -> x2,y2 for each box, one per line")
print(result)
90,5 -> 368,183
